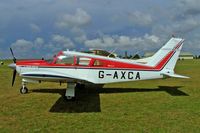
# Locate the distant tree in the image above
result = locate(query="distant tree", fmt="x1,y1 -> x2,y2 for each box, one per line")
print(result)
132,54 -> 140,59
128,55 -> 133,59
118,55 -> 122,58
198,55 -> 200,59
124,51 -> 128,59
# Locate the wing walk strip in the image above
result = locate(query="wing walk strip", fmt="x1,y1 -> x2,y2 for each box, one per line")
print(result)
22,74 -> 69,79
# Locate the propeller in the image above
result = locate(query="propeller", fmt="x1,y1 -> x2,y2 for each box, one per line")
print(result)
12,69 -> 17,86
9,48 -> 17,86
10,48 -> 16,63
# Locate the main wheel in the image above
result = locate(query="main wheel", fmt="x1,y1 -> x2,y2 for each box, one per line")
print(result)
76,83 -> 85,89
20,87 -> 28,94
64,96 -> 75,101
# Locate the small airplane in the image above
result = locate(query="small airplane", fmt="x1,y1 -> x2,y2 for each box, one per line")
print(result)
9,37 -> 189,100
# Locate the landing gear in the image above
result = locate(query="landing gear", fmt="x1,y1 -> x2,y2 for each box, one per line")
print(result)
76,83 -> 85,89
64,83 -> 76,101
20,86 -> 28,94
20,81 -> 28,94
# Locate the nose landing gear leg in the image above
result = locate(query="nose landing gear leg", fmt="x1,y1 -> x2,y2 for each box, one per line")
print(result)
20,82 -> 28,94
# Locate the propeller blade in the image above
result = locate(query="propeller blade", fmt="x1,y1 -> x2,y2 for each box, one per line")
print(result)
12,70 -> 16,86
10,48 -> 16,63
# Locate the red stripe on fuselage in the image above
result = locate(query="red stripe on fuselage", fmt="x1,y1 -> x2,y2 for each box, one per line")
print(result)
16,41 -> 183,71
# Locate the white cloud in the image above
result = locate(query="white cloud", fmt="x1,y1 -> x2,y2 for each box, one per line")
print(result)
10,35 -> 76,58
34,37 -> 44,45
10,37 -> 47,58
84,34 -> 160,51
55,8 -> 90,44
128,11 -> 153,26
56,8 -> 91,29
71,27 -> 88,43
2,0 -> 200,57
174,18 -> 200,33
33,37 -> 44,49
74,34 -> 87,43
152,17 -> 200,37
11,39 -> 33,58
84,38 -> 103,48
30,23 -> 41,32
50,34 -> 74,51
11,39 -> 33,50
144,34 -> 160,43
177,0 -> 200,15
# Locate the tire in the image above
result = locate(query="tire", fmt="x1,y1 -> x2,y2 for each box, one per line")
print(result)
76,83 -> 85,89
64,96 -> 75,101
20,87 -> 28,94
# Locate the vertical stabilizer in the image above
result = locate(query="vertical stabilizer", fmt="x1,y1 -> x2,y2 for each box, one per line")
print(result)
147,37 -> 184,71
145,37 -> 188,78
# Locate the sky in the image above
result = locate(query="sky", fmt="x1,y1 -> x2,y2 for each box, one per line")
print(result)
0,0 -> 200,59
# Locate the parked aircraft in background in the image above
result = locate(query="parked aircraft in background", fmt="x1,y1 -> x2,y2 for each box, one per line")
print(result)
9,37 -> 189,100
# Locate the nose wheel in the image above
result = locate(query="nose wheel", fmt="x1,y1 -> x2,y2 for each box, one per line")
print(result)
20,82 -> 28,94
20,86 -> 28,94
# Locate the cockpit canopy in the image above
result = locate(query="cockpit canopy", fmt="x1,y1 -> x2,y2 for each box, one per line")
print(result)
56,55 -> 74,64
51,51 -> 107,67
55,53 -> 92,66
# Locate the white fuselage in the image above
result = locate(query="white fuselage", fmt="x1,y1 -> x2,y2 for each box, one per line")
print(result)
17,65 -> 163,84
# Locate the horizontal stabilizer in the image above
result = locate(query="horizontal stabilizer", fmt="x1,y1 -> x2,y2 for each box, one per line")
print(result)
162,73 -> 190,79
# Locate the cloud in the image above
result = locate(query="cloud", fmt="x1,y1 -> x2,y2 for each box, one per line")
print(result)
56,8 -> 91,29
11,39 -> 33,58
177,0 -> 200,16
55,8 -> 90,44
11,35 -> 76,58
10,35 -> 75,58
152,17 -> 200,37
84,34 -> 160,51
52,35 -> 74,47
34,37 -> 44,49
2,0 -> 200,57
174,18 -> 200,33
11,39 -> 33,50
34,37 -> 44,45
30,23 -> 41,32
10,37 -> 46,58
70,27 -> 88,43
74,34 -> 87,43
128,11 -> 153,26
47,34 -> 75,52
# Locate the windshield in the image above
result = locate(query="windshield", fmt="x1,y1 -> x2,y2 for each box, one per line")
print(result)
55,55 -> 74,65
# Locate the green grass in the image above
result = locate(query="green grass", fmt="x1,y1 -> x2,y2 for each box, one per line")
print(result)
0,60 -> 200,133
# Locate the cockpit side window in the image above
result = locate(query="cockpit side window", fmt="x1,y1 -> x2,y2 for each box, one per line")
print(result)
76,57 -> 91,66
56,55 -> 74,65
93,59 -> 104,66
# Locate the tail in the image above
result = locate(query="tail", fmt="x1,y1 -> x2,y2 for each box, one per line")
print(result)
146,37 -> 189,78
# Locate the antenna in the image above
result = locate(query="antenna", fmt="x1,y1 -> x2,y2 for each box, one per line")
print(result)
108,48 -> 118,57
131,51 -> 139,59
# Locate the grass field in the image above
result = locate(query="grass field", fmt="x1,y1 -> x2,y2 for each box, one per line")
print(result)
0,60 -> 200,133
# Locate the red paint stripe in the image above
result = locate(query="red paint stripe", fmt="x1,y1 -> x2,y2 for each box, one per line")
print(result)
17,40 -> 183,71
